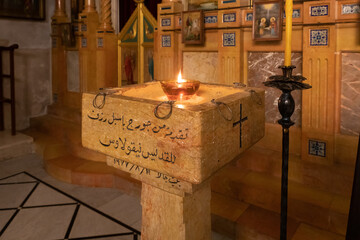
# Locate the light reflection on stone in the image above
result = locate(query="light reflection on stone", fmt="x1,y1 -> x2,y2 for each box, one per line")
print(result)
183,52 -> 218,84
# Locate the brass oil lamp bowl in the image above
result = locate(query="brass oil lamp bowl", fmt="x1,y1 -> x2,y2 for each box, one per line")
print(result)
160,72 -> 200,101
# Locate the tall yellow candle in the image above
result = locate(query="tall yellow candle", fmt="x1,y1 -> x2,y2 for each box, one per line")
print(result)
284,0 -> 293,66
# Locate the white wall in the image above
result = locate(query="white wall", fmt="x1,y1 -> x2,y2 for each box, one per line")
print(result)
0,1 -> 55,130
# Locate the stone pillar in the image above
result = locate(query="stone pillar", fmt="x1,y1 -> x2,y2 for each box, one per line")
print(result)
95,0 -> 118,89
141,182 -> 211,240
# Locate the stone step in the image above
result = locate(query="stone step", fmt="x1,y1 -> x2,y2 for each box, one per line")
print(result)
29,115 -> 106,162
30,115 -> 80,144
47,104 -> 82,123
235,145 -> 354,196
22,128 -> 68,160
211,192 -> 345,240
44,154 -> 141,197
211,166 -> 350,236
291,223 -> 345,240
25,122 -> 350,239
24,126 -> 141,197
0,130 -> 34,161
236,205 -> 300,240
211,192 -> 249,239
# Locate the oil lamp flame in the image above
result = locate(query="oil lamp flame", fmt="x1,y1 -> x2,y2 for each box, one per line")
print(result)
160,71 -> 200,101
177,71 -> 186,83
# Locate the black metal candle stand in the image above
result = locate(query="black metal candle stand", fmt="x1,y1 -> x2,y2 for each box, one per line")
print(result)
263,65 -> 311,240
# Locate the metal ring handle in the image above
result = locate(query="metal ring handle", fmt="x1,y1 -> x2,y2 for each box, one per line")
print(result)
211,99 -> 233,121
93,92 -> 107,109
154,101 -> 175,120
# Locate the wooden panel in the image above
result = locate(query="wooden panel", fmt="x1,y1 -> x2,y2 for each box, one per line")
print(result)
336,23 -> 360,51
302,26 -> 336,132
303,0 -> 335,24
96,33 -> 118,89
175,14 -> 182,29
242,9 -> 253,27
159,14 -> 175,31
218,0 -> 241,9
218,9 -> 241,28
336,0 -> 360,22
78,12 -> 99,92
204,11 -> 218,29
289,4 -> 304,24
158,2 -> 183,15
157,31 -> 179,80
218,29 -> 241,85
302,25 -> 336,163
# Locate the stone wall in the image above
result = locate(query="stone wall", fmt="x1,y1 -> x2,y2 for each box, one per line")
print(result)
247,52 -> 302,126
183,52 -> 218,84
341,52 -> 360,136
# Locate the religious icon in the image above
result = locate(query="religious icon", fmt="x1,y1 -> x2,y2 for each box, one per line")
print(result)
252,0 -> 283,41
0,0 -> 45,20
181,10 -> 204,45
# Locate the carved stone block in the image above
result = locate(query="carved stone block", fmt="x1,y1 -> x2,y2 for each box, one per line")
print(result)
82,82 -> 265,184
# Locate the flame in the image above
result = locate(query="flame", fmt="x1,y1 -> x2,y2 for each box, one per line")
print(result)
177,71 -> 186,83
176,104 -> 185,109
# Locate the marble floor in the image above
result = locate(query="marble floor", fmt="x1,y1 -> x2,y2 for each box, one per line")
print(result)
0,153 -> 231,240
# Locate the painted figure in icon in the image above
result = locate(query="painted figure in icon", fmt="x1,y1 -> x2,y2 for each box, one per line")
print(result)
185,15 -> 193,38
184,14 -> 201,41
259,18 -> 266,35
270,17 -> 277,35
191,18 -> 201,40
125,53 -> 135,85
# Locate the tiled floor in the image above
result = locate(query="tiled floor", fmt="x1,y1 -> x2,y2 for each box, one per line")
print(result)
0,154 -> 231,240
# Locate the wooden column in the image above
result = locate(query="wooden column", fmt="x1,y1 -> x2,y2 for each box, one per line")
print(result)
54,0 -> 67,18
95,0 -> 118,89
79,0 -> 99,92
99,0 -> 113,31
51,0 -> 68,105
218,29 -> 241,85
83,0 -> 96,12
301,0 -> 336,164
155,1 -> 182,81
156,31 -> 179,80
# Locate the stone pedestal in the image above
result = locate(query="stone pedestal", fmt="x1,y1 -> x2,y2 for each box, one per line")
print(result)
107,154 -> 212,239
142,182 -> 211,240
82,82 -> 265,239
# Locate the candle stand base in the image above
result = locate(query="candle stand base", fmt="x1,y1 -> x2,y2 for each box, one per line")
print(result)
264,65 -> 311,240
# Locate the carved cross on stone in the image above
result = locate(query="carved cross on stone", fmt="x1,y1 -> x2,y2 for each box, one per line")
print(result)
233,104 -> 248,148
